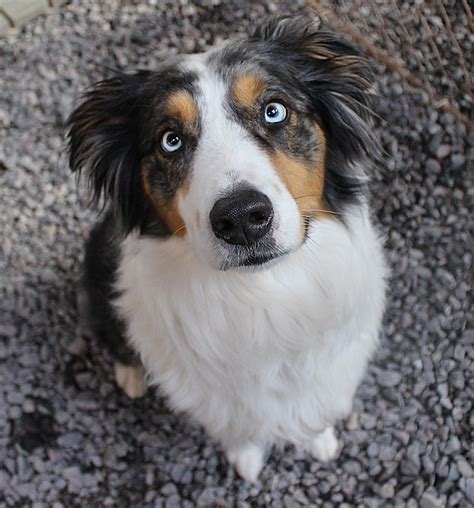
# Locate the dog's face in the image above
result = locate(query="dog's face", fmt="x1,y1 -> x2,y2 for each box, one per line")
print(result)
147,53 -> 328,270
68,17 -> 377,270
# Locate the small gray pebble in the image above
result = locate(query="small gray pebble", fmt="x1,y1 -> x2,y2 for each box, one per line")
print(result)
457,458 -> 473,478
377,370 -> 402,388
420,492 -> 444,508
380,483 -> 395,499
464,478 -> 474,503
436,145 -> 451,159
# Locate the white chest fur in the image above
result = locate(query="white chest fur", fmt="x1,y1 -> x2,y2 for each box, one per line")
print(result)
115,209 -> 386,450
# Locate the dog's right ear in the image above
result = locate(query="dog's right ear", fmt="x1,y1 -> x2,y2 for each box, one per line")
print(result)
251,16 -> 377,165
67,71 -> 151,233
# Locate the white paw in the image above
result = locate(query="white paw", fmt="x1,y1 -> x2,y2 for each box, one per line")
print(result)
311,427 -> 339,462
226,444 -> 264,483
114,362 -> 146,399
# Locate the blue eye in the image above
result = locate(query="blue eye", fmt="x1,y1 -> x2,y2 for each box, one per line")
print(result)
264,102 -> 287,124
161,131 -> 183,152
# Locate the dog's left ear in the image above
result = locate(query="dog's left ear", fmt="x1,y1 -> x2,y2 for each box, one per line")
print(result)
252,16 -> 379,165
67,71 -> 151,234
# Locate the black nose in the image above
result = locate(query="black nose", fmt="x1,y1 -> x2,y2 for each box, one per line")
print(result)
210,189 -> 274,246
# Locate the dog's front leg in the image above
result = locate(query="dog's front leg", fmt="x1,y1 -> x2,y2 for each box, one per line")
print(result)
225,443 -> 265,483
309,426 -> 340,462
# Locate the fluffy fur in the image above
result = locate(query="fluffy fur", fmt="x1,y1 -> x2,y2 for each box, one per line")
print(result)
67,16 -> 387,482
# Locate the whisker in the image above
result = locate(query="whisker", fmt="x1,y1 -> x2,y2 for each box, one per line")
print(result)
300,209 -> 343,216
294,194 -> 320,200
170,224 -> 187,239
294,196 -> 343,216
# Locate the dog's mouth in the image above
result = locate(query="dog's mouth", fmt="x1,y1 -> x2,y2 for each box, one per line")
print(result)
219,247 -> 289,271
242,251 -> 282,266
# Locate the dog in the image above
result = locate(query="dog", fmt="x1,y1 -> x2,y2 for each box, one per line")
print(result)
67,16 -> 387,482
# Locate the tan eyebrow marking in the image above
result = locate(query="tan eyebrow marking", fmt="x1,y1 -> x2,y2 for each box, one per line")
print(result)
233,74 -> 267,108
165,90 -> 198,125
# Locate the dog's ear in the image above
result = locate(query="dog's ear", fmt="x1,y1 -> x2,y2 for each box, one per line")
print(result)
252,16 -> 378,164
67,71 -> 151,233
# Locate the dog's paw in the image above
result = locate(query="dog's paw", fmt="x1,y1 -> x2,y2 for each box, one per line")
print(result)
310,427 -> 339,462
114,362 -> 146,399
226,444 -> 264,483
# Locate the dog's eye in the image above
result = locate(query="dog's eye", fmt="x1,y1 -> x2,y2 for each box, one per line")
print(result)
161,131 -> 183,153
264,102 -> 287,124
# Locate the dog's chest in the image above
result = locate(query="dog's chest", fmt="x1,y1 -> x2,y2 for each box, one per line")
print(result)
115,217 -> 382,375
118,233 -> 349,351
116,242 -> 342,430
115,237 -> 354,408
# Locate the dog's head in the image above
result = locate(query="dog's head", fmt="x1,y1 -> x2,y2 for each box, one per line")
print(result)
67,16 -> 378,270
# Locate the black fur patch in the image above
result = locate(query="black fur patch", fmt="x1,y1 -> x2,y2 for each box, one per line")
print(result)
79,209 -> 139,365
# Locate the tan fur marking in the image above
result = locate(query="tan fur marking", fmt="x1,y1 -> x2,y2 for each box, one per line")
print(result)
142,167 -> 188,237
233,74 -> 267,108
161,194 -> 187,237
165,90 -> 198,125
271,125 -> 328,228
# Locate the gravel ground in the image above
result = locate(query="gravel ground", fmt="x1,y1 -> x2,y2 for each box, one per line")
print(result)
0,1 -> 472,506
